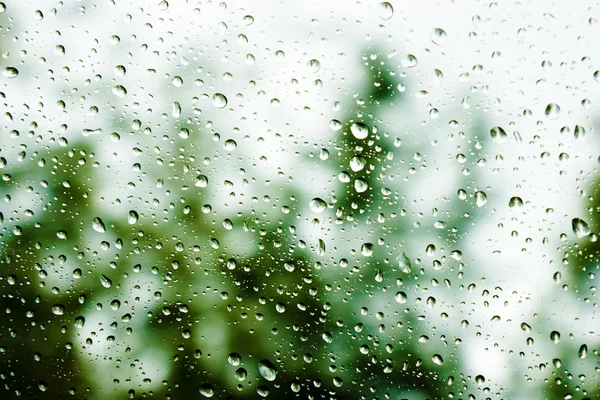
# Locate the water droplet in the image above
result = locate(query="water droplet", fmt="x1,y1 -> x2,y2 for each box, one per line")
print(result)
329,119 -> 343,131
92,217 -> 106,233
112,85 -> 127,97
234,368 -> 247,381
578,344 -> 587,358
377,2 -> 394,20
212,93 -> 227,108
572,218 -> 591,238
432,354 -> 444,365
195,175 -> 209,188
3,67 -> 19,78
431,28 -> 447,44
397,252 -> 412,273
508,196 -> 523,208
395,291 -> 407,303
361,243 -> 374,257
475,191 -> 487,207
74,316 -> 85,328
51,304 -> 65,315
401,54 -> 418,68
350,155 -> 366,171
114,65 -> 126,77
199,383 -> 215,397
354,178 -> 369,193
309,198 -> 327,213
550,331 -> 560,343
243,15 -> 254,25
128,210 -> 139,224
100,274 -> 112,288
172,76 -> 183,87
545,103 -> 560,120
307,59 -> 321,73
475,375 -> 485,385
34,10 -> 43,21
228,353 -> 242,366
258,359 -> 278,381
489,126 -> 507,143
574,124 -> 585,139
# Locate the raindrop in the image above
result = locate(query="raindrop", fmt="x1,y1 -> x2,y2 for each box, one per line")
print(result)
475,191 -> 487,207
377,2 -> 394,20
195,175 -> 209,187
489,126 -> 507,143
112,85 -> 127,97
572,218 -> 591,238
508,196 -> 523,208
578,344 -> 587,359
545,103 -> 560,119
258,359 -> 278,381
550,331 -> 560,343
228,353 -> 242,366
350,123 -> 369,139
309,198 -> 327,213
212,93 -> 228,108
100,275 -> 112,288
329,119 -> 343,131
3,67 -> 19,78
51,304 -> 65,316
431,28 -> 447,44
395,291 -> 407,303
199,383 -> 215,398
128,210 -> 139,224
397,252 -> 412,273
307,59 -> 321,73
92,217 -> 106,233
432,354 -> 444,365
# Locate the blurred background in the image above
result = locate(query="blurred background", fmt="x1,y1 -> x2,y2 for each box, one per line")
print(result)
0,0 -> 599,399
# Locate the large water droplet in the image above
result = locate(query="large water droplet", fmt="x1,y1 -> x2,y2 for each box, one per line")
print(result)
199,383 -> 215,397
572,217 -> 590,238
545,103 -> 560,120
258,359 -> 278,381
350,122 -> 369,139
212,93 -> 227,108
92,217 -> 106,233
377,2 -> 394,20
431,28 -> 447,44
128,210 -> 139,224
397,252 -> 412,273
395,291 -> 407,303
100,274 -> 112,288
3,67 -> 19,78
309,198 -> 327,213
475,191 -> 487,207
489,126 -> 507,143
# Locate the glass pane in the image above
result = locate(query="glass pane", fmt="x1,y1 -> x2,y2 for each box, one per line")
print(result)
1,1 -> 598,399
